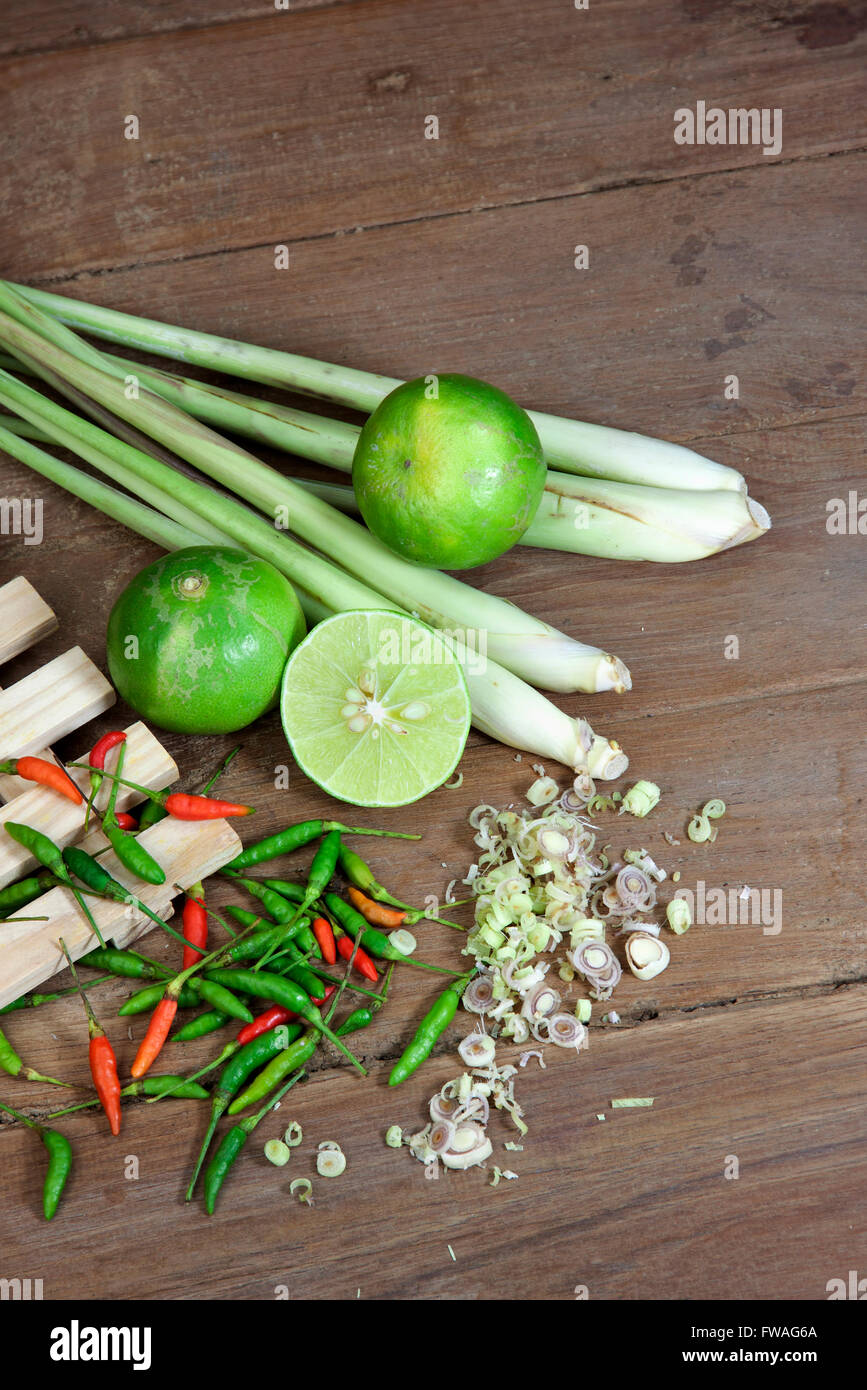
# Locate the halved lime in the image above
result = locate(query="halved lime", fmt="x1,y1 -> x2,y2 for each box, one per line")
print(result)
280,610 -> 471,807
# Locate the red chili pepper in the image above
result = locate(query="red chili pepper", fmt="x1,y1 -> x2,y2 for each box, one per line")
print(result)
113,811 -> 137,831
85,730 -> 126,828
181,884 -> 208,970
164,793 -> 254,821
236,1005 -> 295,1045
89,1034 -> 123,1133
336,935 -> 378,983
89,730 -> 127,774
312,916 -> 337,965
0,757 -> 83,805
59,938 -> 122,1134
130,997 -> 178,1078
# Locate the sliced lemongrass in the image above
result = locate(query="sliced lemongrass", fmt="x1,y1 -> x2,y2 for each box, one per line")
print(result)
666,898 -> 692,935
385,1125 -> 404,1148
289,1178 -> 313,1205
264,1139 -> 291,1167
283,1122 -> 303,1148
611,1097 -> 654,1108
620,781 -> 661,818
624,932 -> 670,981
316,1147 -> 346,1177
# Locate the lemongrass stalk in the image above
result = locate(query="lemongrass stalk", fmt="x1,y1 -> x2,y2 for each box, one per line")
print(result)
89,359 -> 768,559
0,302 -> 630,696
291,580 -> 627,779
0,424 -> 200,551
289,475 -> 769,561
528,474 -> 770,561
10,283 -> 746,492
0,347 -> 765,561
0,363 -> 393,622
1,417 -> 628,779
0,371 -> 234,548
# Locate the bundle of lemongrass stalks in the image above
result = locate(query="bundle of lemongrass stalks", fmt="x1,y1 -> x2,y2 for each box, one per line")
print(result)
0,282 -> 768,775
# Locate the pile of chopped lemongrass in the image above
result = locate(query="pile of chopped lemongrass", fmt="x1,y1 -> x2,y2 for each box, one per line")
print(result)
389,774 -> 727,1178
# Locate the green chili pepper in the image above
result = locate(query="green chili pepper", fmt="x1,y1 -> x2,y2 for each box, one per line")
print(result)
0,976 -> 113,1015
118,982 -> 200,1016
336,1006 -> 374,1035
0,872 -> 56,919
227,1026 -> 320,1115
0,1025 -> 75,1087
389,975 -> 473,1087
192,978 -> 253,1024
203,1070 -> 305,1215
224,819 -> 420,874
102,822 -> 167,886
323,894 -> 460,974
174,1010 -> 230,1042
47,1073 -> 210,1119
255,832 -> 340,972
203,967 -> 363,1068
137,794 -> 169,831
62,846 -> 185,944
0,1099 -> 72,1220
79,946 -> 171,981
3,823 -> 107,947
184,1026 -> 303,1199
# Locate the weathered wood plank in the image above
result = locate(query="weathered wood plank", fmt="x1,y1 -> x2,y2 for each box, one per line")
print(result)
0,0 -> 361,58
1,983 -> 862,1299
3,0 -> 864,279
17,154 -> 864,447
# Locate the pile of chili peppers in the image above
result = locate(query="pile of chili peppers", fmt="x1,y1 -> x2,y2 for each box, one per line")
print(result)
0,732 -> 472,1219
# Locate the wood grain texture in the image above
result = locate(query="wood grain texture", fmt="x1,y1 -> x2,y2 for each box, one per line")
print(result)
3,0 -> 866,279
17,155 -> 864,446
0,0 -> 362,58
0,984 -> 863,1300
0,0 -> 863,1304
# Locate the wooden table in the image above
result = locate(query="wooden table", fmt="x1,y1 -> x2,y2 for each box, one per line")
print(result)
1,0 -> 864,1302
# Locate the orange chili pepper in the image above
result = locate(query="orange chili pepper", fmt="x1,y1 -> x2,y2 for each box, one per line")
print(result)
59,938 -> 122,1134
347,886 -> 407,928
336,934 -> 378,983
131,997 -> 178,1078
164,793 -> 254,821
89,1034 -> 123,1133
311,916 -> 337,965
0,757 -> 83,805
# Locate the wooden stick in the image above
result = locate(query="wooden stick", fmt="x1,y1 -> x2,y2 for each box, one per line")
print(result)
0,646 -> 115,759
0,721 -> 177,888
0,576 -> 58,666
0,579 -> 61,798
0,817 -> 243,1009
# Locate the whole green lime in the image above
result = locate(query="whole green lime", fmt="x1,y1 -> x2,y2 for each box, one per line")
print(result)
352,374 -> 546,569
106,546 -> 306,734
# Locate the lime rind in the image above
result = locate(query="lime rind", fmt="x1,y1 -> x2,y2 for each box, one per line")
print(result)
280,610 -> 471,807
